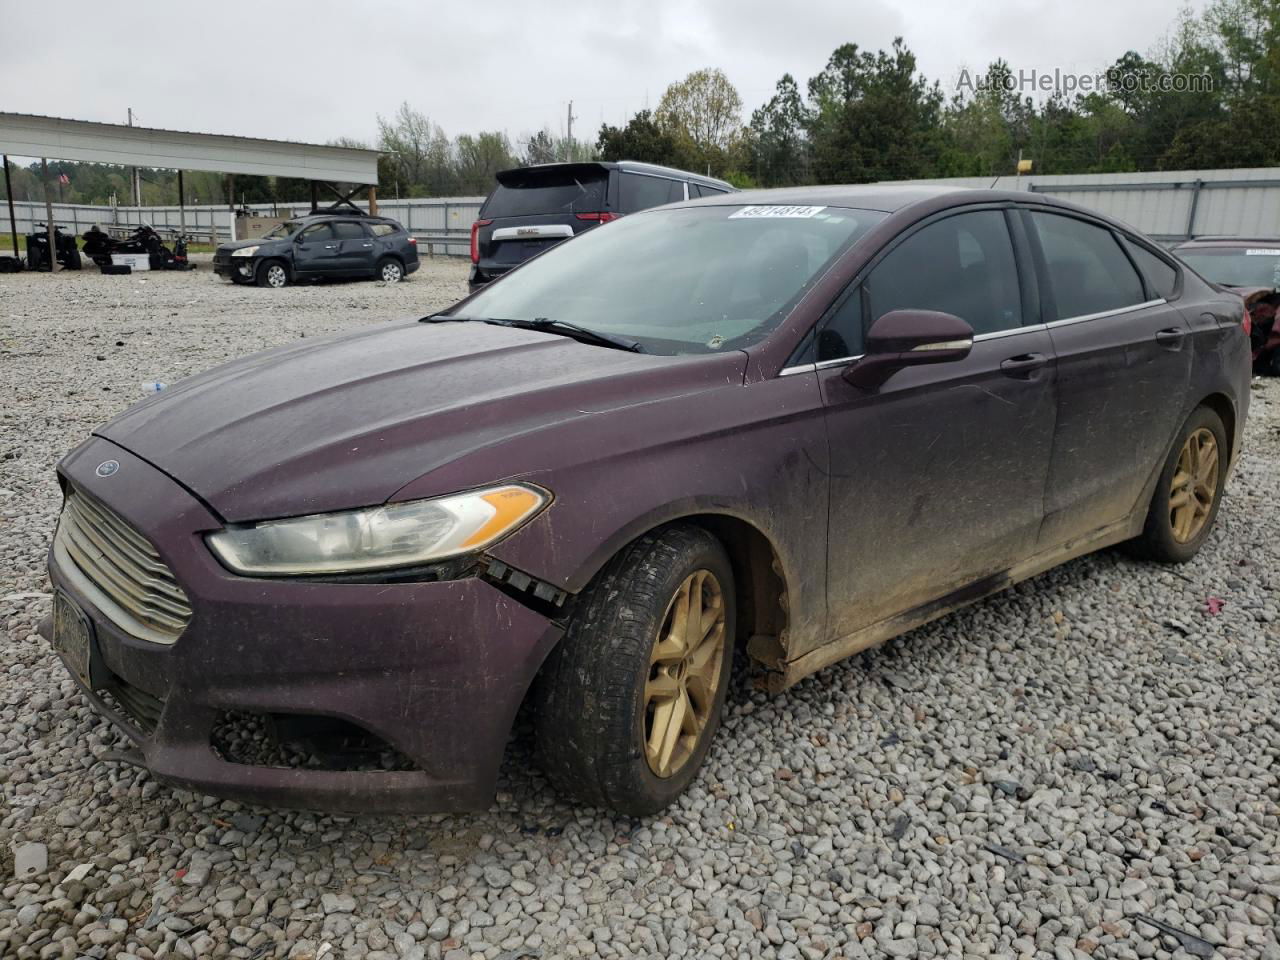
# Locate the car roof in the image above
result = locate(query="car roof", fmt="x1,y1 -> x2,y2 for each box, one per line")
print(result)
1174,236 -> 1280,248
496,160 -> 734,190
291,213 -> 398,224
670,184 -> 1169,232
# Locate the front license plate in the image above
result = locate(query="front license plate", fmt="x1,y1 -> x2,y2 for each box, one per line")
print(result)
53,591 -> 94,689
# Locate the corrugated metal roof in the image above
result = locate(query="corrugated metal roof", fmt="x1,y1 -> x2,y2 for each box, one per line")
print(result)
0,112 -> 380,184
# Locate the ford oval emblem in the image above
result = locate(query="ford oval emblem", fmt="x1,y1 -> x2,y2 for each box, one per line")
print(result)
95,459 -> 120,478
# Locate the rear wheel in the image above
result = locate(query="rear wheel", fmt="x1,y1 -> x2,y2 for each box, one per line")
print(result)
1131,406 -> 1227,563
535,525 -> 735,815
256,260 -> 289,288
377,257 -> 404,283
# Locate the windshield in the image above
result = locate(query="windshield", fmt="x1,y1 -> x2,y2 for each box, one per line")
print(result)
1179,247 -> 1280,288
261,221 -> 305,240
456,204 -> 885,354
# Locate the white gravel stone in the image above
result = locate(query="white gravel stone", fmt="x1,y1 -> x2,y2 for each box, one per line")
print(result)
0,263 -> 1278,960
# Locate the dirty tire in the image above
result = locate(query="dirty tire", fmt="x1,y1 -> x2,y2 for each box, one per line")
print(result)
377,257 -> 404,283
1261,348 -> 1280,377
1131,405 -> 1227,563
534,525 -> 735,816
256,259 -> 289,288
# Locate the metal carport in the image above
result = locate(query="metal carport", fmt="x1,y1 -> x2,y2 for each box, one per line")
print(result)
0,112 -> 381,269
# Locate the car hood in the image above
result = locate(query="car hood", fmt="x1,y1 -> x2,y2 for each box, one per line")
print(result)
96,320 -> 746,523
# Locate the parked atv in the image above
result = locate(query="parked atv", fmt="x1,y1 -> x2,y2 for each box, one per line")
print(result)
82,224 -> 194,271
26,225 -> 82,271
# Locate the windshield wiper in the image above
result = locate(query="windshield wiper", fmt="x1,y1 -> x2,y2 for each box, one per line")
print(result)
509,317 -> 644,353
421,314 -> 643,352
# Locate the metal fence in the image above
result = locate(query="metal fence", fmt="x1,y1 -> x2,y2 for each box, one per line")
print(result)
3,196 -> 485,255
885,167 -> 1280,246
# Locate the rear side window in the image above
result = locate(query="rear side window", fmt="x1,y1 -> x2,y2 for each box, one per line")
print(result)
621,173 -> 683,212
484,171 -> 608,218
331,221 -> 367,240
864,210 -> 1023,336
1121,236 -> 1178,300
370,222 -> 398,237
1030,212 -> 1146,318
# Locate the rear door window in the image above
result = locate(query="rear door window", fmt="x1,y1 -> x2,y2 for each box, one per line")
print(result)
1120,236 -> 1178,299
1029,212 -> 1146,318
863,210 -> 1024,336
331,221 -> 367,240
483,170 -> 608,218
621,173 -> 683,213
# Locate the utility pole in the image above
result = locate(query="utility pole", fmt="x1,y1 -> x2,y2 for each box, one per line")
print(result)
41,158 -> 56,272
128,108 -> 141,206
566,100 -> 576,147
3,155 -> 18,259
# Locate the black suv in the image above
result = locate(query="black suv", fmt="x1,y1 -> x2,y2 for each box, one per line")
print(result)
214,213 -> 420,288
468,161 -> 735,292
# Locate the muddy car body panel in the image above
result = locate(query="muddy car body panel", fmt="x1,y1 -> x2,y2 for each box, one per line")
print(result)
46,185 -> 1250,811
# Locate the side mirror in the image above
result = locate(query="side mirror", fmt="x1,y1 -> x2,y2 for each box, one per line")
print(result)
843,309 -> 974,390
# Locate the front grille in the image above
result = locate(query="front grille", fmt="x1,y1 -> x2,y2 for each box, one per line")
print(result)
54,489 -> 192,645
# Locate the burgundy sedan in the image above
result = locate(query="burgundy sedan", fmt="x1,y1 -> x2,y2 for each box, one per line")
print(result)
44,186 -> 1250,816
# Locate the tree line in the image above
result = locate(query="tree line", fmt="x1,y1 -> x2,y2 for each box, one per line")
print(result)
3,0 -> 1277,208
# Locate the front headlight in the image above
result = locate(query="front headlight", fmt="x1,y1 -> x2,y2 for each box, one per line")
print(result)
206,484 -> 548,575
230,245 -> 260,258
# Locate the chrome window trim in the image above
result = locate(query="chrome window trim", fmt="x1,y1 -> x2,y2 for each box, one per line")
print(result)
778,298 -> 1165,377
780,356 -> 864,377
1046,298 -> 1165,328
973,325 -> 1041,342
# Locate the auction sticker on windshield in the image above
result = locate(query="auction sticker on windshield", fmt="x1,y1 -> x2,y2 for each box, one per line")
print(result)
729,205 -> 826,219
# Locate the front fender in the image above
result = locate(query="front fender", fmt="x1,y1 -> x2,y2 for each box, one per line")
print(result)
483,373 -> 833,661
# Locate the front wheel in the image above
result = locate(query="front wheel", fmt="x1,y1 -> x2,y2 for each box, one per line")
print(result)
1131,406 -> 1227,563
377,257 -> 404,283
256,260 -> 289,288
535,525 -> 735,815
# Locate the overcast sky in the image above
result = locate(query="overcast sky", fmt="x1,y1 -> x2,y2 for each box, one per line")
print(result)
0,0 -> 1207,152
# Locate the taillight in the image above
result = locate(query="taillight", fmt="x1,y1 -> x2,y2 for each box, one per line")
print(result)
1242,305 -> 1253,337
575,212 -> 619,223
407,236 -> 417,245
470,219 -> 491,263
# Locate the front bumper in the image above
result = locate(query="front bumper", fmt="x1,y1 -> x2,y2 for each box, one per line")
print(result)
212,257 -> 256,280
45,438 -> 562,813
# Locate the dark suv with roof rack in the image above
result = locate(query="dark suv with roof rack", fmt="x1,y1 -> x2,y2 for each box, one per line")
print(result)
468,160 -> 735,292
213,212 -> 419,289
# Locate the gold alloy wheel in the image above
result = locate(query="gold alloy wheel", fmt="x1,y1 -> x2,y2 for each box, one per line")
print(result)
643,569 -> 727,778
1169,427 -> 1219,543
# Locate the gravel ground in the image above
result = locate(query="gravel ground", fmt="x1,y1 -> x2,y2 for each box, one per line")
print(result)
1,262 -> 1278,960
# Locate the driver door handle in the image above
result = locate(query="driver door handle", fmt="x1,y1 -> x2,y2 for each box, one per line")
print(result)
323,243 -> 338,249
1155,327 -> 1186,347
999,352 -> 1048,377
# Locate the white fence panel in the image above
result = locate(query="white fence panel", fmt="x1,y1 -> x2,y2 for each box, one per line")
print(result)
4,196 -> 485,255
